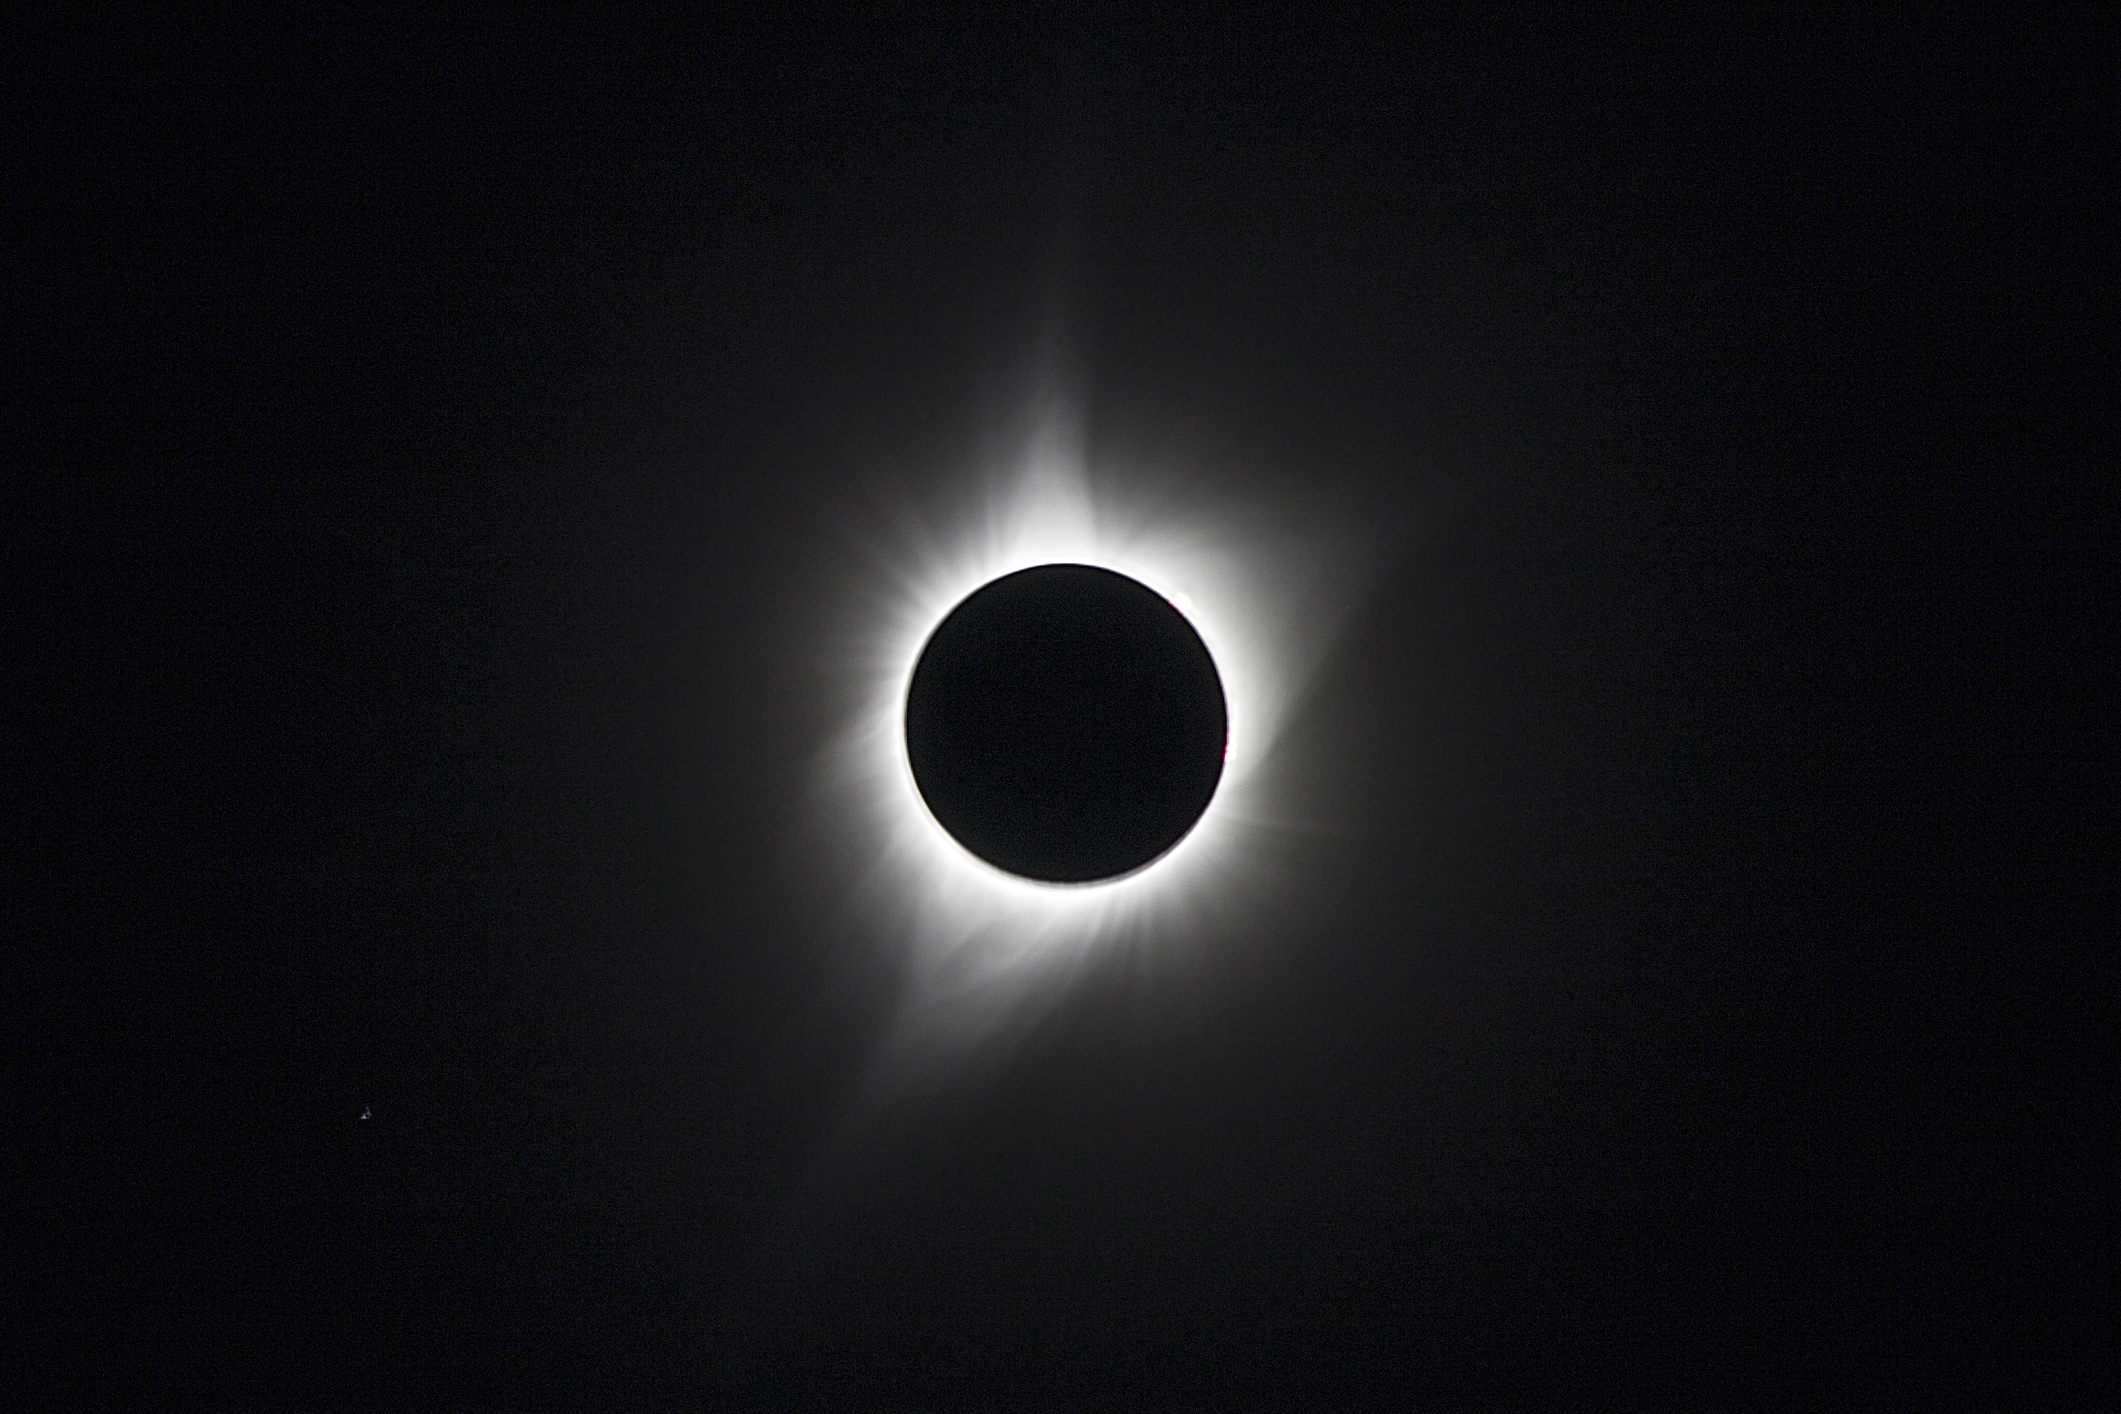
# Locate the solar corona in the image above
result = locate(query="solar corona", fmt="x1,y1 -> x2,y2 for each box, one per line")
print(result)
807,404 -> 1364,1070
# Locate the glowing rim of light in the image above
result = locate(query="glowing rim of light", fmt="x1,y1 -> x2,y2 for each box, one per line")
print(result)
880,526 -> 1265,929
820,435 -> 1320,983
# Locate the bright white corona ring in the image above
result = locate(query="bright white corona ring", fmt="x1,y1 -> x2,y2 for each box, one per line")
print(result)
807,405 -> 1366,1069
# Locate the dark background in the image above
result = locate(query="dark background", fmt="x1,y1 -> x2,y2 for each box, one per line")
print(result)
12,13 -> 2110,1406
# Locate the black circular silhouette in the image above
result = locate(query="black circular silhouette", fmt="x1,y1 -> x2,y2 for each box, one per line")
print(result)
905,564 -> 1228,883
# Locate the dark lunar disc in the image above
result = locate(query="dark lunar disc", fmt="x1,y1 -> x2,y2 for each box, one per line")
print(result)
905,564 -> 1228,883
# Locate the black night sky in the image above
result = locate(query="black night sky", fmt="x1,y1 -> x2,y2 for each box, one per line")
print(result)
15,14 -> 2109,1407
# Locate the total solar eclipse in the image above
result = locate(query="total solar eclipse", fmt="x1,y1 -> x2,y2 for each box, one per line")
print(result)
905,564 -> 1228,884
